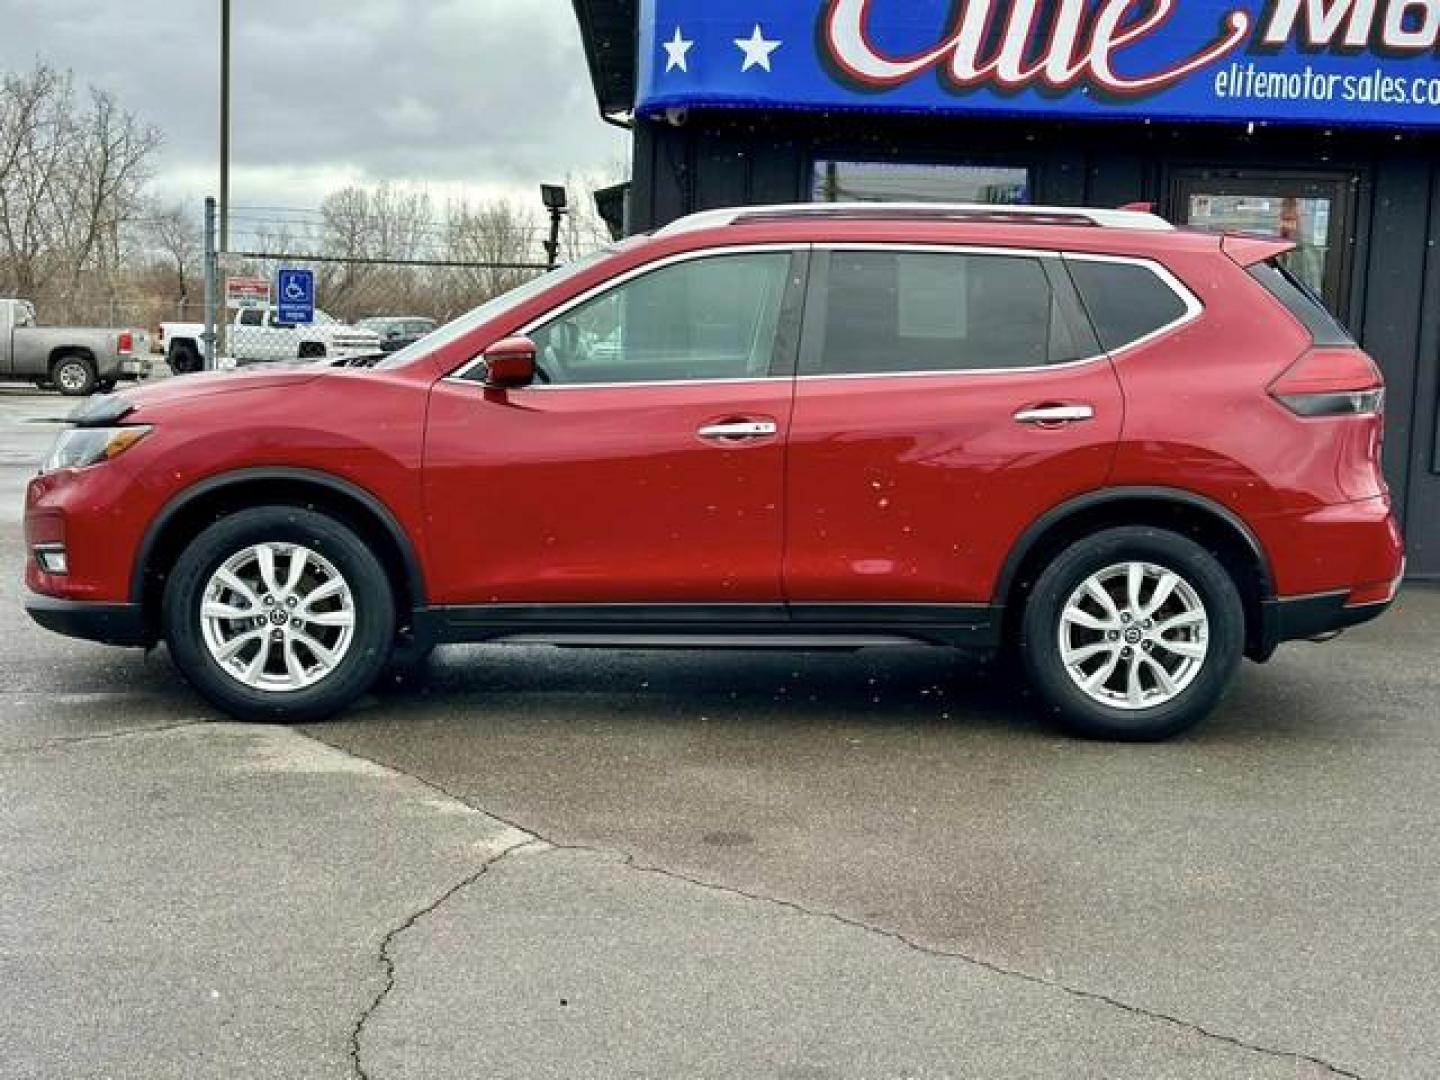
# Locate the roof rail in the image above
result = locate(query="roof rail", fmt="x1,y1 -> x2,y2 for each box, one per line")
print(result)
656,202 -> 1175,236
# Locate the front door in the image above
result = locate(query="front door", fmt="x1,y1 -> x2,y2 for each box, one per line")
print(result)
783,247 -> 1125,613
1170,168 -> 1360,323
423,247 -> 805,608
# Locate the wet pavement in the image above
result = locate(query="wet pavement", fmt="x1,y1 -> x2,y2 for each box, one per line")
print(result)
2,386 -> 1436,1079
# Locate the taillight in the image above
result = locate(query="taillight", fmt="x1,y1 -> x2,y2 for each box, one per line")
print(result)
1269,348 -> 1384,417
116,332 -> 134,355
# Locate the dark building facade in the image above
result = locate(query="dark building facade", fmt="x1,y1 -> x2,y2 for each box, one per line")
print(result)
574,1 -> 1440,577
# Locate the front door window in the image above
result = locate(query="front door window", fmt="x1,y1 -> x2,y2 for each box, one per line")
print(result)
529,251 -> 792,385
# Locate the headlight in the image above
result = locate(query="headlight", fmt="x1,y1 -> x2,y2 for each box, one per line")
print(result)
42,426 -> 152,473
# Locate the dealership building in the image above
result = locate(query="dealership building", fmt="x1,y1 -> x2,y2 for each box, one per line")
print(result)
572,0 -> 1440,577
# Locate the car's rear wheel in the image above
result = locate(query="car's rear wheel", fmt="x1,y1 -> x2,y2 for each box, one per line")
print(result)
298,342 -> 327,359
52,354 -> 97,396
1020,527 -> 1244,741
162,507 -> 395,722
169,341 -> 202,374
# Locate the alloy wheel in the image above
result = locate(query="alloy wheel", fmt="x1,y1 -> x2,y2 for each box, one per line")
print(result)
199,542 -> 356,693
1057,561 -> 1209,711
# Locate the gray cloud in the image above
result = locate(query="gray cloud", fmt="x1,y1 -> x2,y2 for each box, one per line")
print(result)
0,0 -> 628,208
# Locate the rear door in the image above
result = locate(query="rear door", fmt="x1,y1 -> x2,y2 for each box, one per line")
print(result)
783,245 -> 1125,614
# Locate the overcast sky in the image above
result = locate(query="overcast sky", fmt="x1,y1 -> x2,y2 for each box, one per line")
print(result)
0,0 -> 627,218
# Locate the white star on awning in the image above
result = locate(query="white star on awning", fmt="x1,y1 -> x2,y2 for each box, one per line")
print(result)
663,27 -> 693,73
735,25 -> 782,73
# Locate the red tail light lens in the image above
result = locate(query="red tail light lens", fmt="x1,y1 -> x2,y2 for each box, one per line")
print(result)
1269,349 -> 1384,417
116,332 -> 134,355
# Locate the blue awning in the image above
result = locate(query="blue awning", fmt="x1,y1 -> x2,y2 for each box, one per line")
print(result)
635,0 -> 1440,129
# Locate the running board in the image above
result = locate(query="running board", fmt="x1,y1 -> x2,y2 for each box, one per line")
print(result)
492,633 -> 928,650
414,603 -> 1003,651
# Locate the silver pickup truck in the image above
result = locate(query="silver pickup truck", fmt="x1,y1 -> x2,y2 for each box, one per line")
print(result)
0,298 -> 151,396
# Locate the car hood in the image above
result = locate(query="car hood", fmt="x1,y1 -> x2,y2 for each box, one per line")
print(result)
108,369 -> 325,419
56,368 -> 329,426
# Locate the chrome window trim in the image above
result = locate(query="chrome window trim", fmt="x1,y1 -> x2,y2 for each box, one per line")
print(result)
446,243 -> 805,385
443,245 -> 1203,390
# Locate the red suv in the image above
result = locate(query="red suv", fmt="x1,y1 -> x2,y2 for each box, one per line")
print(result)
23,204 -> 1404,740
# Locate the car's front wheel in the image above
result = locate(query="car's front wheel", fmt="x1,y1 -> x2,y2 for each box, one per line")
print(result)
162,507 -> 395,722
1020,527 -> 1244,741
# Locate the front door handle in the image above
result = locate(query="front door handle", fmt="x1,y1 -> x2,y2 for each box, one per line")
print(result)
1014,404 -> 1095,426
697,419 -> 779,441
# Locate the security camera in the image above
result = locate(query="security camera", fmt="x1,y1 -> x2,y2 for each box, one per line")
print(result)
664,107 -> 689,128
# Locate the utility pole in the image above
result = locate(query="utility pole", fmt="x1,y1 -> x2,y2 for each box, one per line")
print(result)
219,0 -> 231,254
202,197 -> 218,371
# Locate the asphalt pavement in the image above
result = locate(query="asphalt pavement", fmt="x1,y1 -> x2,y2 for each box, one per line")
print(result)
1,384 -> 1437,1079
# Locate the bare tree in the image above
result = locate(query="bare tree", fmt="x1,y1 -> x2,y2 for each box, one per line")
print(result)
318,183 -> 438,320
559,166 -> 628,261
144,200 -> 202,317
0,63 -> 161,320
446,198 -> 539,305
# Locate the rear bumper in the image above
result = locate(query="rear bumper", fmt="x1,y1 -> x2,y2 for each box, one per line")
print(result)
117,356 -> 150,379
1254,590 -> 1396,661
24,592 -> 149,647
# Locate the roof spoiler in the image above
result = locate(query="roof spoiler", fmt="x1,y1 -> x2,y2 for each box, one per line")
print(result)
1222,234 -> 1296,267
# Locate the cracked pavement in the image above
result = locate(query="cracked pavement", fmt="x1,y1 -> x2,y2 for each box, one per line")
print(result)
3,388 -> 1438,1078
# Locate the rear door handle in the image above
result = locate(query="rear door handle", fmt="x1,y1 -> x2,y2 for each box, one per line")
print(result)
1014,404 -> 1095,426
697,420 -> 779,440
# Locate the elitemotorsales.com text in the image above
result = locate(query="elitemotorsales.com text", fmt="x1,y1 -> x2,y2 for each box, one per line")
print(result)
1215,61 -> 1440,107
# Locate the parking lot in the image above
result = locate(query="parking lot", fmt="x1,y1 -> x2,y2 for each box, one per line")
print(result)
2,384 -> 1437,1079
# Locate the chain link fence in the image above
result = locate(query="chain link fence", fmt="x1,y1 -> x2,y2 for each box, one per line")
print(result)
166,195 -> 613,372
200,250 -> 547,370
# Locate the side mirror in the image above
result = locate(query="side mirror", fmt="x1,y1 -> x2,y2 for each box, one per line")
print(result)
482,336 -> 537,389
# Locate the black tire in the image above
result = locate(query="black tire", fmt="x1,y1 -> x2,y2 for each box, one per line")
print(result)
1019,527 -> 1244,741
298,342 -> 327,360
169,341 -> 202,375
162,507 -> 396,722
52,353 -> 98,396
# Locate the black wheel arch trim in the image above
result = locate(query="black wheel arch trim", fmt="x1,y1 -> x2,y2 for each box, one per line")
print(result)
130,467 -> 427,607
993,486 -> 1277,607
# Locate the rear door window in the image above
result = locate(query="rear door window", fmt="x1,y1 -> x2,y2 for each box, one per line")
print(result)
804,250 -> 1090,376
1066,258 -> 1194,353
1247,258 -> 1354,346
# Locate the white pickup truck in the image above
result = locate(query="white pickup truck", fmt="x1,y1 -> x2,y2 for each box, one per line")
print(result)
159,307 -> 382,371
0,298 -> 151,395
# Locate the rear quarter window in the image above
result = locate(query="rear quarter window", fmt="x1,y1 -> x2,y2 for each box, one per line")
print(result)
1247,259 -> 1354,346
1066,259 -> 1193,353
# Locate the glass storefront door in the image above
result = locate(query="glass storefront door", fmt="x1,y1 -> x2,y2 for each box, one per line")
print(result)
1170,169 -> 1359,323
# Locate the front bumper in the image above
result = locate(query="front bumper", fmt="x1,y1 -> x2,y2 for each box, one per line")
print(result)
24,592 -> 150,647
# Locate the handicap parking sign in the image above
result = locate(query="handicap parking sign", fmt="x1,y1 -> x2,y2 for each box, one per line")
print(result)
276,268 -> 315,325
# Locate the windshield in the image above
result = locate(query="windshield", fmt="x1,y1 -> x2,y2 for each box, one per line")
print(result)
374,247 -> 618,370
